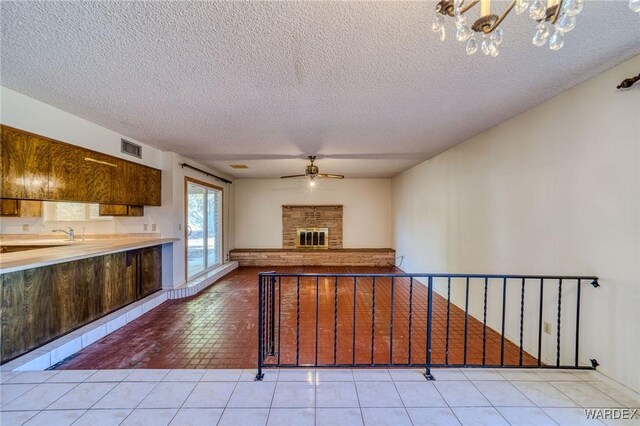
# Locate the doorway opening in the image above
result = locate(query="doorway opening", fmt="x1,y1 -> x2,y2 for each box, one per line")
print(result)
185,177 -> 223,280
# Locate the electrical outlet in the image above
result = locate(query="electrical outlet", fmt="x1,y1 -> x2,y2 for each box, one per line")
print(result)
544,321 -> 552,335
151,224 -> 157,232
22,224 -> 29,232
143,224 -> 148,231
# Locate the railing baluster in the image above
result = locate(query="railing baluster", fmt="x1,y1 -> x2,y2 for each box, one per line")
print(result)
557,278 -> 563,367
371,276 -> 377,366
537,278 -> 544,367
315,276 -> 319,366
334,276 -> 339,366
296,276 -> 300,366
390,277 -> 395,366
445,277 -> 451,366
482,277 -> 488,366
500,278 -> 507,367
464,277 -> 469,366
277,276 -> 282,366
519,277 -> 525,367
575,279 -> 581,367
352,276 -> 357,367
256,275 -> 264,380
408,277 -> 414,365
425,276 -> 434,380
269,275 -> 276,356
263,275 -> 267,358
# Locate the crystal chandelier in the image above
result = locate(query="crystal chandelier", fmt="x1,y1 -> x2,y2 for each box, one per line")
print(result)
431,0 -> 595,56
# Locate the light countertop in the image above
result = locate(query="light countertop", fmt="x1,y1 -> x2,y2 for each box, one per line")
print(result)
0,237 -> 179,274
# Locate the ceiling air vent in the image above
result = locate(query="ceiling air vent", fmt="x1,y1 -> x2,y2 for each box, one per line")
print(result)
121,139 -> 142,159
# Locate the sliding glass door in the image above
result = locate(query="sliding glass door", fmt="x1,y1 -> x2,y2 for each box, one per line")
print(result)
186,178 -> 223,280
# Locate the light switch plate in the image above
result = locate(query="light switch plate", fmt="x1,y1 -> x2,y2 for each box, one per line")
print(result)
544,322 -> 552,335
151,224 -> 157,232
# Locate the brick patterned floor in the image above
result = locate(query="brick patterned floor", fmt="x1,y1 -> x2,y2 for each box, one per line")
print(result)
56,267 -> 536,370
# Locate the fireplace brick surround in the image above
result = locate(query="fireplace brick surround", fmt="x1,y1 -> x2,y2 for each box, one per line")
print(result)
282,205 -> 343,249
229,204 -> 395,267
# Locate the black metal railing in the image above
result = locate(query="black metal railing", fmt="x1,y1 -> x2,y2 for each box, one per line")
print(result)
256,272 -> 599,380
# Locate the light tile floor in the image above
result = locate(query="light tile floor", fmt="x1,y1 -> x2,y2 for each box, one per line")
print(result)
0,368 -> 638,426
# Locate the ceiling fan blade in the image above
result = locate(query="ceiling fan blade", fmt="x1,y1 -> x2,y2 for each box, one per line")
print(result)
318,173 -> 345,179
280,174 -> 308,179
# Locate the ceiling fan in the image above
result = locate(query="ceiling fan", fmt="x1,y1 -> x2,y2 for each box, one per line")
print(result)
281,156 -> 344,185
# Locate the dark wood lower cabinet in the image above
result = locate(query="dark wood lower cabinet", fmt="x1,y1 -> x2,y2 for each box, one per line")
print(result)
0,245 -> 162,364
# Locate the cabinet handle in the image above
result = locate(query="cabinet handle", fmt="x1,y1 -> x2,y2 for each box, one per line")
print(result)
85,157 -> 117,167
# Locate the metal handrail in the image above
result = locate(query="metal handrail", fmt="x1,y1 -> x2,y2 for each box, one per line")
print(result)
256,272 -> 600,381
258,272 -> 599,281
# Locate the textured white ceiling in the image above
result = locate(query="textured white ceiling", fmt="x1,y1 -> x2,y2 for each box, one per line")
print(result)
1,1 -> 638,178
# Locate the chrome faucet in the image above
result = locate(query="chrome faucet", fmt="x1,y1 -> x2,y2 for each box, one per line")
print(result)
52,227 -> 75,241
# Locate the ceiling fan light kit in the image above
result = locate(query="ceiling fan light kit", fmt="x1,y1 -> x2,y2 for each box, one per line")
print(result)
433,0 -> 639,56
281,156 -> 345,185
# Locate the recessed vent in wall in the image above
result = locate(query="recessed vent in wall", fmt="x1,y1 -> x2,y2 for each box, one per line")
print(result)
121,139 -> 142,159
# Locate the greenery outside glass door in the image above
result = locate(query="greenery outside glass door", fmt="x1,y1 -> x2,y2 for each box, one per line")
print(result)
186,178 -> 222,280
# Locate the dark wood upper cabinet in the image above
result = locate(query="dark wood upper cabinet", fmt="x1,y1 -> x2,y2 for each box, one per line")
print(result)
0,199 -> 19,216
0,125 -> 161,206
98,204 -> 144,217
81,151 -> 117,203
1,127 -> 32,199
0,199 -> 42,217
49,141 -> 87,202
24,136 -> 51,200
142,167 -> 161,206
1,128 -> 51,200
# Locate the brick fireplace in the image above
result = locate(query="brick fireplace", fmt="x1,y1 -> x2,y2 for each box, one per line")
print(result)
229,204 -> 395,267
282,205 -> 342,249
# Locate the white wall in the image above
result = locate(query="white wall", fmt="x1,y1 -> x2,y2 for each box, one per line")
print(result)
0,86 -> 234,288
392,56 -> 640,392
234,178 -> 392,249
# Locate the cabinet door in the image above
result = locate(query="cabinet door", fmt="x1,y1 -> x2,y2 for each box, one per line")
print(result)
23,136 -> 50,200
98,204 -> 129,216
118,162 -> 161,206
0,199 -> 19,216
121,161 -> 147,206
1,127 -> 29,199
110,158 -> 129,205
140,246 -> 162,297
144,167 -> 162,206
102,252 -> 130,311
18,200 -> 42,217
50,261 -> 79,335
49,142 -> 87,202
81,151 -> 116,203
125,249 -> 141,301
98,204 -> 144,217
